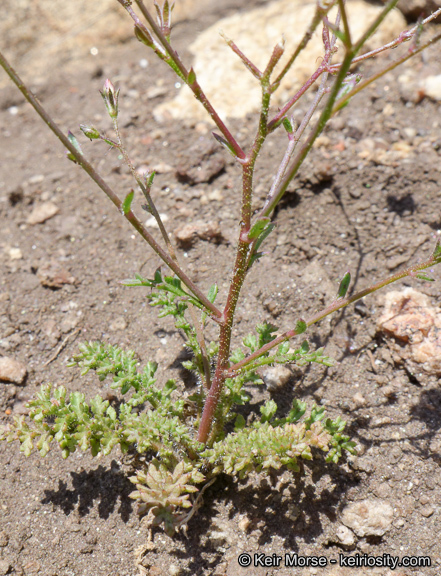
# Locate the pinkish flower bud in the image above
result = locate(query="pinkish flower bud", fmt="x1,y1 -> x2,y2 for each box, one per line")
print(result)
100,79 -> 120,119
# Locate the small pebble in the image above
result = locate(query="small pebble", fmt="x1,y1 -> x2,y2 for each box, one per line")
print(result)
352,392 -> 367,408
422,74 -> 441,101
419,504 -> 435,518
336,524 -> 355,547
0,531 -> 9,547
27,201 -> 59,225
262,365 -> 292,391
238,516 -> 251,533
109,317 -> 127,331
7,247 -> 22,261
0,356 -> 27,384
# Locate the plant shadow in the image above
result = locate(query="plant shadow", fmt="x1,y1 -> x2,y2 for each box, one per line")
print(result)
41,460 -> 134,521
167,461 -> 358,575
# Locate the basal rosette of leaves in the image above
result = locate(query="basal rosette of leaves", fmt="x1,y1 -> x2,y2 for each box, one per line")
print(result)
0,283 -> 356,534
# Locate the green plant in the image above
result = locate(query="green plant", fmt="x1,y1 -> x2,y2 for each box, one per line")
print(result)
1,0 -> 441,536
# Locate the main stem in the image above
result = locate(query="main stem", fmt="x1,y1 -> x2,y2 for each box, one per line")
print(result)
197,89 -> 270,444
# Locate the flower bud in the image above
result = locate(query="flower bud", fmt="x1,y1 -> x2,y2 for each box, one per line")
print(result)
134,24 -> 154,47
80,124 -> 100,140
100,79 -> 120,119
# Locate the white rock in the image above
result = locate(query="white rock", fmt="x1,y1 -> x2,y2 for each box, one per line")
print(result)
352,392 -> 367,408
422,74 -> 441,101
238,516 -> 251,532
7,247 -> 22,260
377,288 -> 441,374
168,565 -> 182,576
391,0 -> 441,20
0,356 -> 27,384
0,560 -> 11,576
27,201 -> 59,225
262,365 -> 292,391
336,524 -> 356,546
341,499 -> 393,537
145,213 -> 169,228
154,0 -> 405,122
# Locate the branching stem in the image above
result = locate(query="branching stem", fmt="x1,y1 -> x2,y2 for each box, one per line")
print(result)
119,0 -> 245,160
0,50 -> 222,322
227,246 -> 441,377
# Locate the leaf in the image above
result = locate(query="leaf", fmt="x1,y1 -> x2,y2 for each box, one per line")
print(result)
187,67 -> 196,85
134,25 -> 154,47
254,223 -> 275,252
295,320 -> 307,334
337,271 -> 351,299
67,131 -> 83,154
145,171 -> 156,189
277,341 -> 290,355
243,334 -> 257,352
212,132 -> 237,158
122,190 -> 135,215
248,218 -> 271,239
282,117 -> 293,134
234,414 -> 246,431
287,399 -> 307,423
336,73 -> 361,102
207,284 -> 218,303
300,340 -> 309,353
432,239 -> 441,261
248,223 -> 276,268
154,268 -> 162,284
260,400 -> 277,422
416,273 -> 434,282
163,379 -> 177,396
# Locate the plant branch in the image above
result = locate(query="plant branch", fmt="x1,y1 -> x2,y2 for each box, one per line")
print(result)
262,73 -> 328,214
197,64 -> 277,442
220,31 -> 262,80
123,0 -> 245,160
112,120 -> 213,389
271,1 -> 335,90
267,64 -> 328,133
261,1 -> 398,219
353,0 -> 400,53
227,243 -> 441,377
328,7 -> 441,74
337,0 -> 352,49
332,30 -> 441,114
0,49 -> 222,321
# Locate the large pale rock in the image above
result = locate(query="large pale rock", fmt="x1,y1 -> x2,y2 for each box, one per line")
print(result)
0,0 -> 217,85
341,499 -> 393,537
154,0 -> 405,122
377,288 -> 441,375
